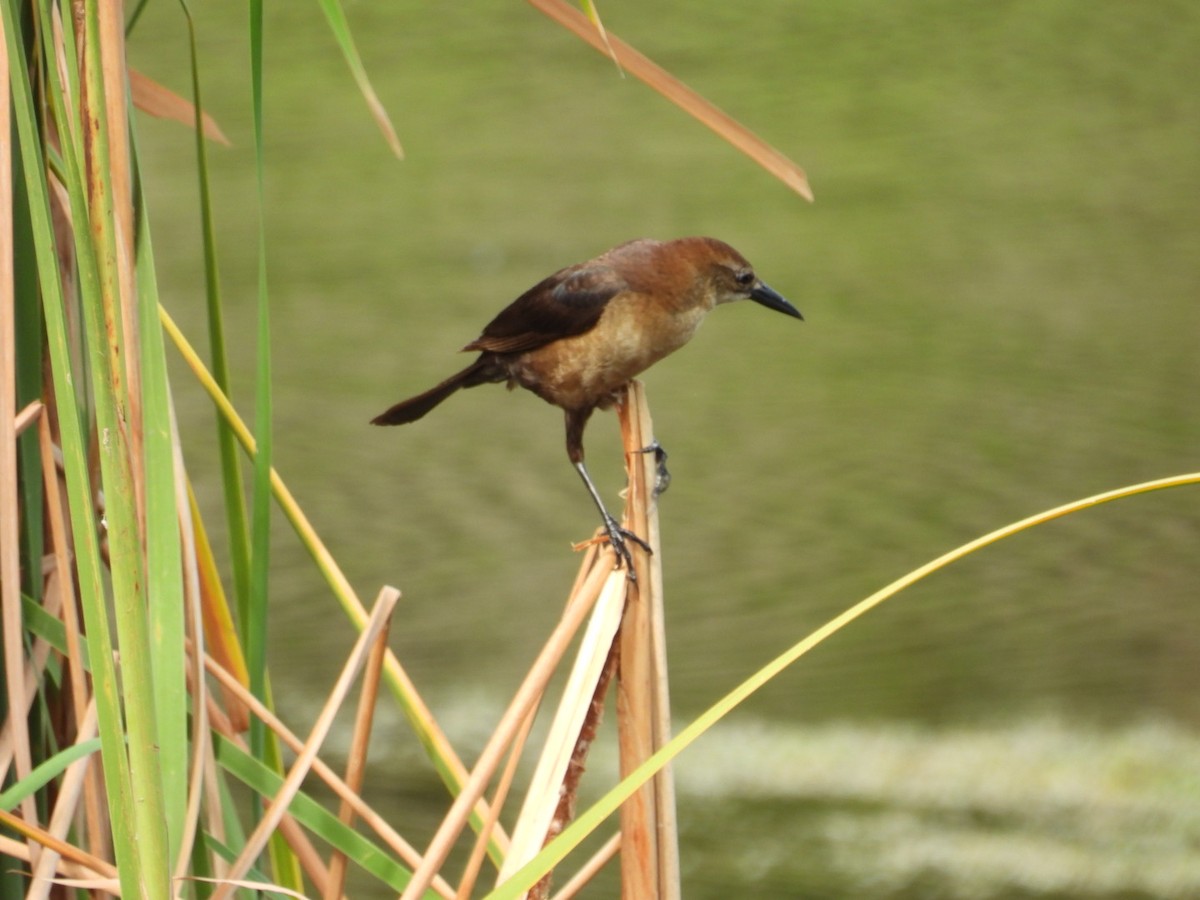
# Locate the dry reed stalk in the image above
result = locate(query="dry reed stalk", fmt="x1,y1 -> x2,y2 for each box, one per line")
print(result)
493,380 -> 678,900
13,399 -> 41,433
0,806 -> 118,882
199,711 -> 231,886
0,597 -> 66,876
526,0 -> 813,202
198,648 -> 454,896
325,586 -> 398,900
128,68 -> 230,145
500,558 -> 625,887
209,587 -> 399,899
527,631 -> 620,900
26,700 -> 99,899
99,0 -> 145,546
0,614 -> 61,752
398,557 -> 613,900
615,381 -> 679,900
566,536 -> 602,598
0,833 -> 115,889
455,708 -> 539,900
0,18 -> 40,860
549,833 -> 620,900
174,403 -> 217,887
275,813 -> 334,898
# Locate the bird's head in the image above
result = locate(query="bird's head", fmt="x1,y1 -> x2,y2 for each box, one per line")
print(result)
683,237 -> 803,319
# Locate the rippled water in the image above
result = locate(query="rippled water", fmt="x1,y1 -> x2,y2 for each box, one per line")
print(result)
129,2 -> 1200,895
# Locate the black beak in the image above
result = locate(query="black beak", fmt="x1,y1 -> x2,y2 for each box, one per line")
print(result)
750,281 -> 803,320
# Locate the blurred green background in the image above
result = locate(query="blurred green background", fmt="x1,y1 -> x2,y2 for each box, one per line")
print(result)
131,2 -> 1198,896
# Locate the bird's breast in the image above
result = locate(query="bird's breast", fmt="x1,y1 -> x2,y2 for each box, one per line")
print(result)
505,294 -> 709,411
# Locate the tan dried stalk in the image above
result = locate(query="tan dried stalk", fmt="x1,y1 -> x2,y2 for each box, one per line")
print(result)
527,0 -> 813,201
325,587 -> 397,900
489,382 -> 678,900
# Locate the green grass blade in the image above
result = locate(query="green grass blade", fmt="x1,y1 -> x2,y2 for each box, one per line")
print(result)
579,0 -> 624,74
247,0 -> 273,751
11,140 -> 43,605
246,2 -> 302,890
0,739 -> 102,812
125,0 -> 152,35
131,145 -> 188,868
21,593 -> 88,668
178,0 -> 254,646
314,0 -> 402,157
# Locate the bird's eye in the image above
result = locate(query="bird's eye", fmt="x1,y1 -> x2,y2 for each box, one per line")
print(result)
735,270 -> 755,287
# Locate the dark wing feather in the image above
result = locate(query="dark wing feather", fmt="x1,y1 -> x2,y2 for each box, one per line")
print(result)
463,264 -> 625,354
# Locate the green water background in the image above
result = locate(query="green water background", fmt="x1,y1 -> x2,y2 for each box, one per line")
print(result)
130,2 -> 1198,896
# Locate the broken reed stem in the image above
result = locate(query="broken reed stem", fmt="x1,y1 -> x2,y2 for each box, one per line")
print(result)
196,639 -> 457,898
0,90 -> 39,848
455,709 -> 539,900
498,380 -> 677,900
27,699 -> 99,896
528,636 -> 621,900
396,556 -> 612,900
0,806 -> 118,883
324,587 -> 396,900
498,552 -> 626,888
275,812 -> 333,896
210,587 -> 399,900
525,0 -> 813,201
174,405 -> 216,889
615,380 -> 679,900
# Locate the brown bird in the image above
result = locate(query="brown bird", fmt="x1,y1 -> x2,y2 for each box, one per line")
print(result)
372,236 -> 802,572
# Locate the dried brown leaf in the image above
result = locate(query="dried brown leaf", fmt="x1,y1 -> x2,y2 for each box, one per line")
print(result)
129,68 -> 231,146
528,0 -> 813,201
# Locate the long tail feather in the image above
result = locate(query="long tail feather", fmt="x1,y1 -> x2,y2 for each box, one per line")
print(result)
371,357 -> 496,425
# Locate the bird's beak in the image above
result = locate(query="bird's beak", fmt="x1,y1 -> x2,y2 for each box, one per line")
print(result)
749,281 -> 803,320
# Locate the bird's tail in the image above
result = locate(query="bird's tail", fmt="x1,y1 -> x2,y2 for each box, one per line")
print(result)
371,356 -> 499,426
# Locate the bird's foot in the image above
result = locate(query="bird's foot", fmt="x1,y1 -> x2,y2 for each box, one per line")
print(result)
638,440 -> 671,496
601,514 -> 652,580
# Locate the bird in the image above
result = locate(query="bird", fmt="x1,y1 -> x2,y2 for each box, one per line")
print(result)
372,236 -> 802,574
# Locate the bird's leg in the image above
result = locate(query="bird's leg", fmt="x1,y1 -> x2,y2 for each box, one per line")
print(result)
637,440 -> 671,497
566,407 -> 651,577
573,460 -> 651,574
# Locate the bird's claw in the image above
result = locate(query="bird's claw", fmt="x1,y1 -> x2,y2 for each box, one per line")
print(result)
602,515 -> 651,580
638,440 -> 671,497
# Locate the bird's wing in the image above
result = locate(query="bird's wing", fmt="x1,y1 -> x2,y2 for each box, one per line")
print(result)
463,264 -> 625,354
